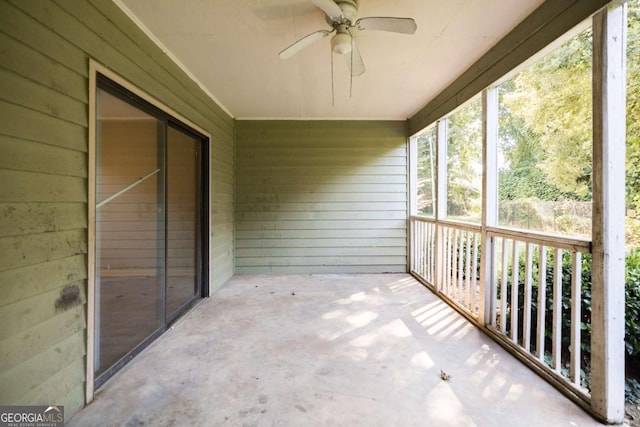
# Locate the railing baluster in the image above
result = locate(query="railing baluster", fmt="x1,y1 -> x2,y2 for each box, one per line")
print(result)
471,231 -> 479,314
465,231 -> 472,311
418,220 -> 422,274
448,227 -> 454,298
420,221 -> 425,275
422,222 -> 427,279
457,229 -> 464,304
410,220 -> 413,272
523,243 -> 533,351
427,222 -> 431,281
552,248 -> 563,372
490,236 -> 497,327
570,251 -> 582,386
501,238 -> 509,334
537,245 -> 547,361
430,223 -> 435,283
444,227 -> 451,295
424,222 -> 429,282
412,220 -> 417,273
424,222 -> 430,282
451,228 -> 457,298
511,240 -> 520,343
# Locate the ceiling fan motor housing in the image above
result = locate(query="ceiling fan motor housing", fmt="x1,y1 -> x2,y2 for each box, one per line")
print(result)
335,0 -> 358,24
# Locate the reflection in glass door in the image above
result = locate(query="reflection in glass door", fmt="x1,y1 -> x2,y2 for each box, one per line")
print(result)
94,76 -> 207,387
167,126 -> 201,318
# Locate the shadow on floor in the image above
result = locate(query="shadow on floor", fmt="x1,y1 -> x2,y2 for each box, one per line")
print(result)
70,274 -> 603,427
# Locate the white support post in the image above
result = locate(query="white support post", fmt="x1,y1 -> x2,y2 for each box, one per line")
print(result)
479,87 -> 498,326
408,136 -> 418,272
436,119 -> 448,220
408,136 -> 418,217
434,119 -> 448,292
591,2 -> 626,423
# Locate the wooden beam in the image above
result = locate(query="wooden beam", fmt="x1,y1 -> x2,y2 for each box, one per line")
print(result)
590,2 -> 627,423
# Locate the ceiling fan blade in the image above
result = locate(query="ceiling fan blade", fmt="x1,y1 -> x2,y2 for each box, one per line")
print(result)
344,37 -> 365,77
279,29 -> 333,59
311,0 -> 343,19
355,17 -> 417,34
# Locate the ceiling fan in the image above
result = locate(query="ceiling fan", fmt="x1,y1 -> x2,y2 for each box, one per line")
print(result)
278,0 -> 417,77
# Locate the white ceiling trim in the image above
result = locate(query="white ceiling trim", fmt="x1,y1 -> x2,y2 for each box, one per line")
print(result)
113,0 -> 235,118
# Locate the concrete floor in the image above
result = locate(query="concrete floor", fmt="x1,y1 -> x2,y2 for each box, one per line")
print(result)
69,274 -> 604,426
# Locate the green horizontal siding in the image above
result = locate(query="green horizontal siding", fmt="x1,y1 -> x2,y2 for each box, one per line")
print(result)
0,0 -> 234,419
235,120 -> 408,274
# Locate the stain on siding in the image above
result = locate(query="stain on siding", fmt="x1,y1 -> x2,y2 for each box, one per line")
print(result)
0,0 -> 234,420
55,285 -> 82,312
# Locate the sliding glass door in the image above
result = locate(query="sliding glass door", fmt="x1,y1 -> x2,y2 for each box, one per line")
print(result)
94,75 -> 207,386
166,126 -> 201,319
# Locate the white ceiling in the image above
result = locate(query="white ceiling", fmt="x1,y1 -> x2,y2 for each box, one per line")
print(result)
116,0 -> 545,120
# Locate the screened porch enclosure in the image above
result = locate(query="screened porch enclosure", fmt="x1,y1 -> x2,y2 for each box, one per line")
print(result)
407,4 -> 626,422
1,0 -> 631,424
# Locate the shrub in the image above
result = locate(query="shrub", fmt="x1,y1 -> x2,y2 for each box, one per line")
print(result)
627,249 -> 640,356
500,248 -> 640,390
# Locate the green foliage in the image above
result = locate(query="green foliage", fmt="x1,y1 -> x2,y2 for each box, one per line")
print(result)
627,1 -> 640,218
500,248 -> 640,390
628,217 -> 640,250
627,249 -> 640,357
626,377 -> 640,404
496,0 -> 640,242
447,97 -> 482,220
519,249 -> 640,356
498,168 -> 560,202
500,30 -> 593,199
499,199 -> 545,229
498,250 -> 592,358
416,127 -> 436,216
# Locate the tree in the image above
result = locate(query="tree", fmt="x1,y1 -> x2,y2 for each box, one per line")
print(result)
416,127 -> 436,216
627,1 -> 640,214
501,29 -> 593,199
498,82 -> 564,202
446,97 -> 482,220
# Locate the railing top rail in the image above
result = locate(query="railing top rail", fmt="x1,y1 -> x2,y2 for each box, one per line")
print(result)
409,215 -> 436,223
409,217 -> 590,252
486,226 -> 592,252
409,216 -> 483,232
437,219 -> 482,233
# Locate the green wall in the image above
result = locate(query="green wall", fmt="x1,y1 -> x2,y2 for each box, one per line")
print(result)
0,0 -> 234,419
235,120 -> 408,274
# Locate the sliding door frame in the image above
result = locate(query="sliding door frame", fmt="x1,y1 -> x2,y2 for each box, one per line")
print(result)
87,60 -> 211,402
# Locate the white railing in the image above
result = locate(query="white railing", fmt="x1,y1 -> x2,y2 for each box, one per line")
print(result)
410,216 -> 435,285
409,216 -> 593,400
486,227 -> 592,398
410,217 -> 481,317
441,220 -> 482,317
